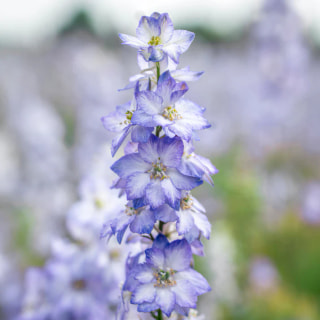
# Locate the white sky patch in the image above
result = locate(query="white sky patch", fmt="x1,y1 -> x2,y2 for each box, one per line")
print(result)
0,0 -> 318,46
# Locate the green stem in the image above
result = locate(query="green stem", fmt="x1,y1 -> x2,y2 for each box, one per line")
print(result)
157,309 -> 163,320
159,221 -> 164,233
155,125 -> 162,137
156,62 -> 160,82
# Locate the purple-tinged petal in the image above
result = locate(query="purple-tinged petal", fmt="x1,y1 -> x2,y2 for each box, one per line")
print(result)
164,239 -> 192,271
163,30 -> 195,63
192,211 -> 211,239
137,301 -> 158,313
176,210 -> 195,235
116,223 -> 129,244
155,288 -> 175,316
138,135 -> 159,163
173,305 -> 189,317
136,16 -> 160,42
167,169 -> 202,190
146,248 -> 165,268
152,114 -> 173,127
130,208 -> 155,234
153,204 -> 178,223
126,172 -> 150,200
131,109 -> 156,127
147,46 -> 165,62
131,125 -> 153,143
124,141 -> 139,155
157,71 -> 177,106
111,153 -> 150,178
171,67 -> 204,82
170,82 -> 188,105
192,197 -> 206,213
190,239 -> 204,256
152,234 -> 169,250
136,91 -> 163,115
159,13 -> 174,43
161,178 -> 181,210
101,111 -> 127,133
131,283 -> 156,304
170,279 -> 197,308
134,264 -> 154,284
158,136 -> 183,168
133,197 -> 147,209
167,121 -> 193,141
111,126 -> 131,157
177,269 -> 211,295
145,179 -> 166,209
119,33 -> 146,48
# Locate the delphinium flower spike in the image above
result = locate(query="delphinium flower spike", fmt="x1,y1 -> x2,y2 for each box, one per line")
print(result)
102,12 -> 217,320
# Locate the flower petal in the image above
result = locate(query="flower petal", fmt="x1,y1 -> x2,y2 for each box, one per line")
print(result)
130,208 -> 155,234
155,288 -> 175,317
158,136 -> 183,168
164,239 -> 192,271
131,283 -> 156,304
170,279 -> 197,308
131,125 -> 153,143
161,178 -> 181,210
136,16 -> 160,43
111,126 -> 131,157
159,13 -> 174,43
119,33 -> 146,48
177,269 -> 211,295
153,204 -> 178,223
145,179 -> 166,209
167,169 -> 202,190
138,135 -> 159,163
126,172 -> 150,200
152,234 -> 169,250
136,91 -> 163,115
146,247 -> 165,269
176,210 -> 195,235
134,264 -> 154,284
111,153 -> 150,178
163,30 -> 195,63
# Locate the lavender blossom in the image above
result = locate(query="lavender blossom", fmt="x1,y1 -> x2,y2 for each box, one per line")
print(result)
119,12 -> 194,63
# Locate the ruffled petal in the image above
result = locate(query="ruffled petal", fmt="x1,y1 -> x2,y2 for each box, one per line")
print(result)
131,283 -> 156,304
111,153 -> 150,178
119,33 -> 146,48
167,169 -> 202,190
155,288 -> 175,317
146,247 -> 165,269
163,30 -> 195,63
130,208 -> 155,234
138,135 -> 159,163
158,136 -> 183,168
126,172 -> 150,199
136,91 -> 163,115
145,179 -> 166,209
161,178 -> 181,210
164,239 -> 192,271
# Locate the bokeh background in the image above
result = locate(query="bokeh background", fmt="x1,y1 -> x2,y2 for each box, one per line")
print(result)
1,0 -> 320,318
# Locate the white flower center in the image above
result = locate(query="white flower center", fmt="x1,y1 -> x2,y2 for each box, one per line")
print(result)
149,159 -> 168,180
153,268 -> 176,288
162,106 -> 182,121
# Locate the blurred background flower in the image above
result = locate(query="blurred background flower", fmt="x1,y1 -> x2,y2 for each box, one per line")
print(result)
0,0 -> 320,318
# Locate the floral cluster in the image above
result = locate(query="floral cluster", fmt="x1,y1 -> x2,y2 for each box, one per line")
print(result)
101,12 -> 217,319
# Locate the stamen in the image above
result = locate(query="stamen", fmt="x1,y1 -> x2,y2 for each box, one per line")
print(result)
148,160 -> 168,180
148,36 -> 161,46
153,268 -> 177,288
162,106 -> 182,121
125,205 -> 137,216
180,194 -> 193,210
